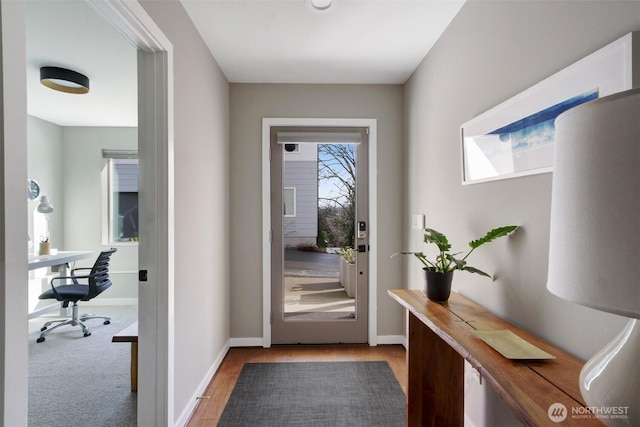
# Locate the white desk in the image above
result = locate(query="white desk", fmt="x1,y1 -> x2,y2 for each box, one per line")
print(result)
28,251 -> 93,271
28,251 -> 93,319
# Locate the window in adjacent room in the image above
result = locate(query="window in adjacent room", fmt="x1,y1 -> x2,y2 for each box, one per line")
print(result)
284,187 -> 296,217
102,150 -> 138,243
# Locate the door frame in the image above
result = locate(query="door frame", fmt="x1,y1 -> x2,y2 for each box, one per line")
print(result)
1,2 -> 30,424
0,1 -> 174,424
86,2 -> 175,425
261,118 -> 378,348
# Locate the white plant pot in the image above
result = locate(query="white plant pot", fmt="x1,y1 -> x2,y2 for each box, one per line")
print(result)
339,257 -> 356,298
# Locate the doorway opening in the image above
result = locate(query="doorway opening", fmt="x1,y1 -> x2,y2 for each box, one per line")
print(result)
25,1 -> 139,425
262,119 -> 378,347
2,0 -> 172,424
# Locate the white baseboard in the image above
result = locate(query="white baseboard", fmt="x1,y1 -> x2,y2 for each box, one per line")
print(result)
228,336 -> 406,347
84,298 -> 138,306
230,337 -> 265,347
376,335 -> 406,347
176,340 -> 231,427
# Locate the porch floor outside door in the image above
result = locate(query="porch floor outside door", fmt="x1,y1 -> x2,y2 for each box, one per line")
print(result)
284,248 -> 355,321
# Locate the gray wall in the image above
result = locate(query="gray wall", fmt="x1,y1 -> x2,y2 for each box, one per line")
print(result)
405,0 -> 640,361
230,84 -> 404,339
139,1 -> 230,424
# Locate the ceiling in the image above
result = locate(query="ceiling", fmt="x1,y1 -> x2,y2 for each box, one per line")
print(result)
26,0 -> 137,127
181,0 -> 465,84
26,0 -> 465,127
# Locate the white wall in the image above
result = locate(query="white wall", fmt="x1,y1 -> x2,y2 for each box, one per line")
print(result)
27,119 -> 139,300
27,116 -> 63,251
229,84 -> 404,339
405,1 -> 640,424
138,2 -> 230,425
62,125 -> 138,299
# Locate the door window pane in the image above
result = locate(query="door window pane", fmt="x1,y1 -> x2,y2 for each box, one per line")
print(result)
283,143 -> 356,321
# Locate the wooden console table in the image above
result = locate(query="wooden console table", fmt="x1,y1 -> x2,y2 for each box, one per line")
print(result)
388,290 -> 603,426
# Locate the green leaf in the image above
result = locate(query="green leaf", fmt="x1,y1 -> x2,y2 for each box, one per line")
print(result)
391,251 -> 432,269
469,225 -> 518,249
448,255 -> 467,269
392,251 -> 424,258
460,266 -> 492,278
423,228 -> 451,252
393,224 -> 518,279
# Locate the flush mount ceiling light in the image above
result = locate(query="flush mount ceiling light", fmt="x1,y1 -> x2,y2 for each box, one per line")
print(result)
40,66 -> 90,94
306,0 -> 336,13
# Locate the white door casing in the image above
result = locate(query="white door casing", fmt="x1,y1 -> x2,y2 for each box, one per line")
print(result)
0,1 -> 175,425
87,1 -> 175,425
1,1 -> 30,424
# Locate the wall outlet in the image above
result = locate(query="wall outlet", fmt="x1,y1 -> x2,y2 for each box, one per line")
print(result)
412,214 -> 425,230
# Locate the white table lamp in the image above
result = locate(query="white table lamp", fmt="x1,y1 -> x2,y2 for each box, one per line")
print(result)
547,88 -> 640,426
36,195 -> 54,242
36,195 -> 54,214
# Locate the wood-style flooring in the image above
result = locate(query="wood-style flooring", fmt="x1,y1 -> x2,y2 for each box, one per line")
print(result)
186,344 -> 407,426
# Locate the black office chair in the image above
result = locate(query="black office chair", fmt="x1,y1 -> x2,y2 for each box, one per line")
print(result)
36,248 -> 117,343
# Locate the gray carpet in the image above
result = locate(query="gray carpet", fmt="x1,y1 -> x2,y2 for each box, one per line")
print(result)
218,361 -> 406,427
28,305 -> 138,427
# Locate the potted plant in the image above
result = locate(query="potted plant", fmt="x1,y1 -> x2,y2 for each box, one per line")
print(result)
394,225 -> 518,302
338,247 -> 356,298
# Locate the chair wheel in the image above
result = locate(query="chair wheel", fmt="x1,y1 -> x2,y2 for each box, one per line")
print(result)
84,332 -> 91,337
103,320 -> 111,325
40,326 -> 47,332
36,337 -> 45,343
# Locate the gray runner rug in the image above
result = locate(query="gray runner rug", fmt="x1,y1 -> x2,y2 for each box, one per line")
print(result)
218,361 -> 405,426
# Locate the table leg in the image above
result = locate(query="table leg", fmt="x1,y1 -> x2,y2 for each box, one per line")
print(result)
131,342 -> 138,392
407,312 -> 464,426
53,263 -> 71,317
